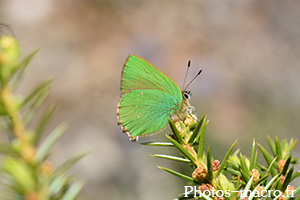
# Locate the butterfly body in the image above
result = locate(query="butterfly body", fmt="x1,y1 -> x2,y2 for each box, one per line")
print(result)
117,55 -> 194,141
170,92 -> 191,122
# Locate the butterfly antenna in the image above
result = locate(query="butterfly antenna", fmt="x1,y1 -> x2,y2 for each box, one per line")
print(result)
184,69 -> 203,91
182,59 -> 191,90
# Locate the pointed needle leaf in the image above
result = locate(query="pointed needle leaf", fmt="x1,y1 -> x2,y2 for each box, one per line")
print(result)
267,135 -> 276,156
12,49 -> 39,89
61,180 -> 85,200
166,135 -> 197,166
226,167 -> 240,176
290,170 -> 300,182
257,173 -> 271,185
275,137 -> 282,160
282,156 -> 292,176
239,154 -> 250,176
240,169 -> 250,184
188,114 -> 205,144
49,175 -> 68,196
151,154 -> 191,163
281,166 -> 294,192
248,184 -> 262,200
240,176 -> 254,199
158,166 -> 194,182
265,156 -> 278,177
250,138 -> 256,170
23,82 -> 51,126
197,116 -> 208,160
216,140 -> 237,177
35,124 -> 67,163
236,173 -> 242,190
257,162 -> 268,171
34,104 -> 57,145
53,152 -> 87,178
21,79 -> 53,109
286,139 -> 298,159
169,119 -> 184,144
206,146 -> 213,180
265,174 -> 280,190
139,142 -> 174,146
257,142 -> 277,176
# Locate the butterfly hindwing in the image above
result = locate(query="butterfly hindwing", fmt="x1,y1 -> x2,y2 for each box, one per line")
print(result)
118,89 -> 180,137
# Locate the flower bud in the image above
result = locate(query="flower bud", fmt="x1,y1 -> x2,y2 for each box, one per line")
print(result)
192,166 -> 207,181
25,191 -> 39,200
278,159 -> 285,171
280,175 -> 285,185
41,161 -> 53,177
278,191 -> 285,200
286,185 -> 295,195
250,169 -> 260,182
212,160 -> 220,171
199,183 -> 213,192
21,145 -> 36,163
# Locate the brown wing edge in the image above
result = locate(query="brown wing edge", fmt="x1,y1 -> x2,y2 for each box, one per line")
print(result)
119,55 -> 129,98
118,55 -> 138,141
116,97 -> 172,142
116,98 -> 138,142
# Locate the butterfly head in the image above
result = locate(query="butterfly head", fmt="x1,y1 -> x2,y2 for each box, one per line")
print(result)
182,91 -> 191,100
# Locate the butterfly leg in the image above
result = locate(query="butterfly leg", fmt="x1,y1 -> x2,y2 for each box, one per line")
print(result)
187,106 -> 198,122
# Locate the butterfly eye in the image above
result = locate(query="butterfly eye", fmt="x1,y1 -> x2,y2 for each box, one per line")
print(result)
182,91 -> 191,100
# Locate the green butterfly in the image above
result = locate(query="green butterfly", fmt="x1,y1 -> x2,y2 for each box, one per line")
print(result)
117,55 -> 201,141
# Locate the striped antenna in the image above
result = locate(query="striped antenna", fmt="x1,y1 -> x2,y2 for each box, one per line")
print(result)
182,59 -> 191,91
184,69 -> 203,91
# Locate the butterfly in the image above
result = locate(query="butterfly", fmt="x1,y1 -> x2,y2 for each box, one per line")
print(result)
117,55 -> 202,141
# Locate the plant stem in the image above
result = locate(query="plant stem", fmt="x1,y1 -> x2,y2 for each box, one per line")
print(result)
1,86 -> 25,141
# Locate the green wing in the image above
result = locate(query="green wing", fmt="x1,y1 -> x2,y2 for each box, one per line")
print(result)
117,89 -> 179,137
120,55 -> 182,102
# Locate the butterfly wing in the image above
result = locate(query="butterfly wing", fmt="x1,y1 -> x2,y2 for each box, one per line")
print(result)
118,55 -> 183,138
120,55 -> 182,101
117,89 -> 179,137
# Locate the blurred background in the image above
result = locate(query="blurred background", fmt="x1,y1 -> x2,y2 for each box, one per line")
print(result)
1,0 -> 300,199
